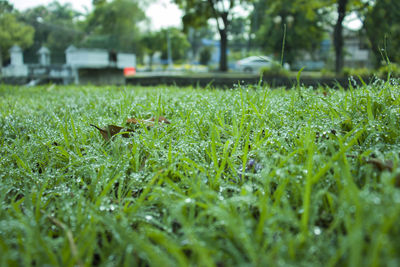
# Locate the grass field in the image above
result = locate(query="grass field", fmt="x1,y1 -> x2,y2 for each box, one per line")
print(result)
1,80 -> 400,266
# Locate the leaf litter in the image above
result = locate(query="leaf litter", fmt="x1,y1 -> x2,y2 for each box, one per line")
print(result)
91,116 -> 170,141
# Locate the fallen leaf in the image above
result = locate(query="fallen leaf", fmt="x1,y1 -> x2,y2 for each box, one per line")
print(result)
90,124 -> 134,141
126,118 -> 140,125
149,116 -> 171,124
126,116 -> 171,128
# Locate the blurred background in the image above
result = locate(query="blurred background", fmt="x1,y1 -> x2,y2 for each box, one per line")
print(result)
1,0 -> 399,80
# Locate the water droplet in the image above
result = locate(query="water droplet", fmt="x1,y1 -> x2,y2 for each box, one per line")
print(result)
314,227 -> 322,235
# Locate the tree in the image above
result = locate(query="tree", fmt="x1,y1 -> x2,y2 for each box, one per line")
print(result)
159,28 -> 190,63
327,0 -> 371,73
0,2 -> 34,68
20,2 -> 83,63
199,47 -> 212,65
186,27 -> 216,63
364,0 -> 400,66
141,32 -> 162,69
83,0 -> 145,53
333,0 -> 349,73
253,0 -> 325,65
140,28 -> 190,67
254,0 -> 372,73
229,17 -> 250,52
174,0 -> 251,72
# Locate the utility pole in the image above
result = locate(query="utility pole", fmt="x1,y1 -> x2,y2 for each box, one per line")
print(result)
167,29 -> 173,68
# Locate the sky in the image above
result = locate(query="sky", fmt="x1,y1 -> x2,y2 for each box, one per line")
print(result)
10,0 -> 183,30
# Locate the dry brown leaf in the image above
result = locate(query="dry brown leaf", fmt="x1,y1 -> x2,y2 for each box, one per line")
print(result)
149,116 -> 171,124
126,118 -> 140,124
126,116 -> 171,128
90,124 -> 134,141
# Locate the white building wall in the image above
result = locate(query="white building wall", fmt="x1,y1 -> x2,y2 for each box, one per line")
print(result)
117,53 -> 136,68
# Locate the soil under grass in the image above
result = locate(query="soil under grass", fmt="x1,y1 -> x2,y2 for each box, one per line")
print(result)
1,80 -> 400,266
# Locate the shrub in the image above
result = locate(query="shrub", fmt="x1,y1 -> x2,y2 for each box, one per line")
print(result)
378,63 -> 400,78
342,67 -> 374,77
260,63 -> 290,77
199,47 -> 212,66
320,68 -> 335,78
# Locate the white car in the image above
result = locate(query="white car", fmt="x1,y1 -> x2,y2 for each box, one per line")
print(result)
236,56 -> 289,73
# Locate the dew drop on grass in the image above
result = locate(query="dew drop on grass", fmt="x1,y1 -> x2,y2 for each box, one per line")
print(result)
184,198 -> 193,204
145,215 -> 153,221
314,227 -> 322,235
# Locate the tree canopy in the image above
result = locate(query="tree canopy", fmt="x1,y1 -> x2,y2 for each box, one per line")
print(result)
0,2 -> 34,66
140,27 -> 190,66
364,0 -> 400,66
253,0 -> 326,64
174,0 -> 252,71
2,0 -> 400,73
20,2 -> 82,63
82,0 -> 145,53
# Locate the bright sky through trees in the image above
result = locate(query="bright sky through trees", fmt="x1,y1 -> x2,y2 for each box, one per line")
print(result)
10,0 -> 183,30
11,0 -> 362,30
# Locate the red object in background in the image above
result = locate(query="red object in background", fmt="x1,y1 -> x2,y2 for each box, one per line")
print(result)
124,67 -> 136,77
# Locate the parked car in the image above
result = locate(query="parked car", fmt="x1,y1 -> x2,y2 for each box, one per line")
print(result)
236,56 -> 290,73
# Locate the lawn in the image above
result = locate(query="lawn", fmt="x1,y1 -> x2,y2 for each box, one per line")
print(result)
1,80 -> 400,266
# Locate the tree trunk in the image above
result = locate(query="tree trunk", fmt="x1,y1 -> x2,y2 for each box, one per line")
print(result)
219,28 -> 228,72
334,0 -> 348,74
218,12 -> 229,72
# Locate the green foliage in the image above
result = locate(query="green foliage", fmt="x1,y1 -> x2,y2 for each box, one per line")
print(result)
260,63 -> 290,77
174,0 -> 252,71
253,0 -> 325,64
364,0 -> 400,66
320,68 -> 336,78
20,2 -> 83,63
0,11 -> 34,63
342,67 -> 374,77
82,0 -> 145,53
199,47 -> 212,65
140,27 -> 190,64
1,81 -> 400,265
159,28 -> 190,62
174,0 -> 213,31
378,63 -> 400,78
342,64 -> 400,78
140,31 -> 162,65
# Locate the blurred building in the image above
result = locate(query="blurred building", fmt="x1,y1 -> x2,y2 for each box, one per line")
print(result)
343,28 -> 371,69
1,45 -> 136,85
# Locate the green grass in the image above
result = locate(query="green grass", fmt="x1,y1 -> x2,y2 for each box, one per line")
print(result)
1,80 -> 400,266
